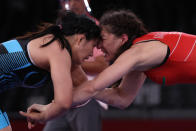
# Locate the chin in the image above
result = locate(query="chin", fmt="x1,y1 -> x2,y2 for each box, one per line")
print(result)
105,55 -> 113,61
105,57 -> 111,62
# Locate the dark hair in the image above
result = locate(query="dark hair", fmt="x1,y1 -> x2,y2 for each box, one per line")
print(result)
100,9 -> 148,59
18,10 -> 100,55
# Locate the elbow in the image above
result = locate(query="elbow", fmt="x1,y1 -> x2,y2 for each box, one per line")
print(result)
110,89 -> 130,109
108,95 -> 133,110
118,99 -> 132,110
116,93 -> 134,109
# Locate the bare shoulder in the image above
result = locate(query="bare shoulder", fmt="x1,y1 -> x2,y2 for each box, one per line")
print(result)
46,40 -> 71,61
27,35 -> 71,71
116,40 -> 168,71
133,40 -> 168,70
41,40 -> 72,71
131,40 -> 167,51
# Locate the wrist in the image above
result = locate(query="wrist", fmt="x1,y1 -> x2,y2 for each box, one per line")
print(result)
44,102 -> 68,121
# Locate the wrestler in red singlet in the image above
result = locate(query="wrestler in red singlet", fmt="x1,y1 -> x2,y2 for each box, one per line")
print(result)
133,32 -> 196,85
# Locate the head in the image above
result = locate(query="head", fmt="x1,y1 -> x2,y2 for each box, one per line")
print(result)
56,11 -> 100,64
99,9 -> 148,62
19,11 -> 100,65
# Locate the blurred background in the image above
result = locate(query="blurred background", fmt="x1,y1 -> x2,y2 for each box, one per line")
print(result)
1,0 -> 196,130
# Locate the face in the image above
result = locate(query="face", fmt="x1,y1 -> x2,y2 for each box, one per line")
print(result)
72,35 -> 97,64
69,0 -> 86,15
99,27 -> 123,62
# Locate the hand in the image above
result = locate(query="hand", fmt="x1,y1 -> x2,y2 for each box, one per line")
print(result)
19,103 -> 52,129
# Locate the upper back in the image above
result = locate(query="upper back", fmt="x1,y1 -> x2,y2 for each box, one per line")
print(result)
0,39 -> 50,92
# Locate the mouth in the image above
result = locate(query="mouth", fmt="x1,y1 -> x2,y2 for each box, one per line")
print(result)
104,53 -> 109,58
100,47 -> 109,56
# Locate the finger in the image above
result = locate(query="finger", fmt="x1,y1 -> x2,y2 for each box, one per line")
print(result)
28,122 -> 36,129
26,118 -> 32,129
28,121 -> 32,129
27,118 -> 36,129
27,106 -> 33,113
20,111 -> 39,129
28,108 -> 40,114
19,111 -> 30,118
21,111 -> 43,122
27,118 -> 33,129
31,123 -> 36,128
19,111 -> 38,120
27,104 -> 38,113
28,104 -> 42,113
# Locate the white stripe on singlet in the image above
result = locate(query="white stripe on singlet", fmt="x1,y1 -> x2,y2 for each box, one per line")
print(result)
184,40 -> 196,62
169,33 -> 182,56
27,44 -> 36,65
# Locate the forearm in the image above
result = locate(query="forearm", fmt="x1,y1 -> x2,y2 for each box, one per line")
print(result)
43,101 -> 69,122
72,81 -> 124,108
94,87 -> 133,109
72,80 -> 97,106
72,59 -> 135,107
72,67 -> 125,106
94,72 -> 146,109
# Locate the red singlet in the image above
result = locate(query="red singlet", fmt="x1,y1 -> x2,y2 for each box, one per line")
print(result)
133,32 -> 196,85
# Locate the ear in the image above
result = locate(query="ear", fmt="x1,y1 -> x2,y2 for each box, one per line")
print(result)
120,34 -> 128,46
75,34 -> 86,46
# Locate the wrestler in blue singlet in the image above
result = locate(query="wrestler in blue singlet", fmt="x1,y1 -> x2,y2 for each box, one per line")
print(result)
0,39 -> 50,92
0,39 -> 50,129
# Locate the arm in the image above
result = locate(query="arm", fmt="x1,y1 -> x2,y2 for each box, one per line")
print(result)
20,41 -> 73,123
72,41 -> 168,106
94,71 -> 146,109
22,65 -> 88,129
81,56 -> 109,75
46,47 -> 72,120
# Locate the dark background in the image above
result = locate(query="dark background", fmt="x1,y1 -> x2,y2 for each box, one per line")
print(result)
1,0 -> 196,128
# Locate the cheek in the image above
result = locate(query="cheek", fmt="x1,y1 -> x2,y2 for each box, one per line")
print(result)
102,41 -> 110,50
84,44 -> 93,54
88,45 -> 94,54
105,38 -> 116,47
103,41 -> 114,51
103,40 -> 110,46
